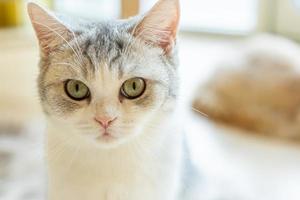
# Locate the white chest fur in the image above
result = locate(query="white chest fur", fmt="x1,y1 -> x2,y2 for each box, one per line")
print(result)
46,122 -> 183,200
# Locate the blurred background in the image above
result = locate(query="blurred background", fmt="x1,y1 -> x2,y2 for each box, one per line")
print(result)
1,0 -> 300,200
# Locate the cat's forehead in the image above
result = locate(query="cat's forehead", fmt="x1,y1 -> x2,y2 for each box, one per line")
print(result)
63,24 -> 168,82
83,25 -> 128,54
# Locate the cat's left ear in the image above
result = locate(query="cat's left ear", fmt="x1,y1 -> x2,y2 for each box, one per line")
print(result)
132,0 -> 180,54
27,2 -> 73,55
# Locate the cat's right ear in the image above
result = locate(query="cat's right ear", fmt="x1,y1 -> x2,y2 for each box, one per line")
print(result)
27,2 -> 73,55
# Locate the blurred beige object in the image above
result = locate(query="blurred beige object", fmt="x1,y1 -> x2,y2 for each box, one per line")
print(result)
121,0 -> 139,18
0,28 -> 42,131
193,34 -> 300,142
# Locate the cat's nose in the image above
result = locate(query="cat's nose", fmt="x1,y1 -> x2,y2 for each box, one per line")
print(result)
94,116 -> 117,129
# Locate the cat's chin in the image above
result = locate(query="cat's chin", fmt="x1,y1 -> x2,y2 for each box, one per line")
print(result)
87,133 -> 129,149
96,133 -> 118,144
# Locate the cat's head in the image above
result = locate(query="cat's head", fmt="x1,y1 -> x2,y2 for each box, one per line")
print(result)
28,0 -> 180,149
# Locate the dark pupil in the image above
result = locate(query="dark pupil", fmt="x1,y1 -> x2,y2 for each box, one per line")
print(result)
132,82 -> 136,90
75,84 -> 79,92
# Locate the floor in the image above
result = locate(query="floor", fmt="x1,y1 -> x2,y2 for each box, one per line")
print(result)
1,27 -> 300,200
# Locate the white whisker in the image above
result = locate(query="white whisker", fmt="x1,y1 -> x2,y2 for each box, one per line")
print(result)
192,107 -> 208,117
52,62 -> 82,73
32,20 -> 83,68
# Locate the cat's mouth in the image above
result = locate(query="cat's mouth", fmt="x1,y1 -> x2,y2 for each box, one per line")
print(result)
96,131 -> 116,142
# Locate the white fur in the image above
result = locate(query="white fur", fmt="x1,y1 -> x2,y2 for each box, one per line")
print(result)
27,1 -> 183,199
46,108 -> 183,200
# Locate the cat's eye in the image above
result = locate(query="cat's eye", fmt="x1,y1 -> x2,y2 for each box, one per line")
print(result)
120,77 -> 146,99
64,80 -> 90,101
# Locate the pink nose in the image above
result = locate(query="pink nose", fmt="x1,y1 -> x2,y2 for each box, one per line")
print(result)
94,116 -> 117,129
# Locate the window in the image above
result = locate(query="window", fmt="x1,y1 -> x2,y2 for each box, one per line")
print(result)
140,0 -> 258,34
55,0 -> 120,20
294,0 -> 300,8
54,0 -> 260,35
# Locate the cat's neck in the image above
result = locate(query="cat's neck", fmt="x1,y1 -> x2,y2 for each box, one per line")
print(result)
46,112 -> 183,200
46,115 -> 182,171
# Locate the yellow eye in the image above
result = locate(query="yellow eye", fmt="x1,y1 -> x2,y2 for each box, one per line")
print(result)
65,80 -> 90,100
121,77 -> 146,99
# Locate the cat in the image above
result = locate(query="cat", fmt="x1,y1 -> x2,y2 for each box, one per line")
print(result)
27,1 -> 189,200
193,34 -> 300,141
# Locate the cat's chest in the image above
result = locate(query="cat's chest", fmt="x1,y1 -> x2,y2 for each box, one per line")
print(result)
50,171 -> 164,200
91,182 -> 159,200
49,151 -> 161,195
47,127 -> 183,200
49,150 -> 179,200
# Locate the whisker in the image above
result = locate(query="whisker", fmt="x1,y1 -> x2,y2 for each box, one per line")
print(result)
32,20 -> 83,68
191,107 -> 208,118
52,62 -> 82,73
70,30 -> 88,76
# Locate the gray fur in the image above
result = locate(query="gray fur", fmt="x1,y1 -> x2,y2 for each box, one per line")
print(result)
28,2 -> 188,199
38,15 -> 179,117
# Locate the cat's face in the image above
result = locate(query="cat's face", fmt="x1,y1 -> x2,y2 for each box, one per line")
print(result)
40,31 -> 178,148
28,0 -> 180,148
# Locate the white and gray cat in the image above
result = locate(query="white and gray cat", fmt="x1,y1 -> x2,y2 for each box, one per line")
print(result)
28,1 -> 197,200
